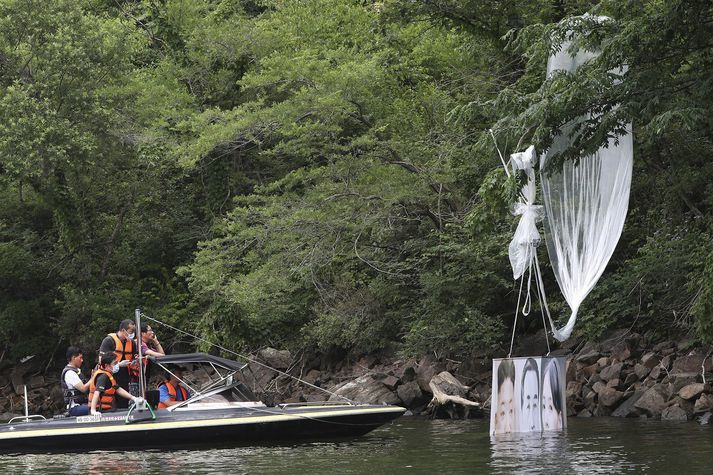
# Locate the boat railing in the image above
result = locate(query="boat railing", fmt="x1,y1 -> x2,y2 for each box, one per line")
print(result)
7,385 -> 48,424
277,401 -> 355,408
8,414 -> 46,424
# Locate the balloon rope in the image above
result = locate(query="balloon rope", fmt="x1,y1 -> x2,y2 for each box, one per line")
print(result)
533,251 -> 552,355
508,272 -> 526,358
522,251 -> 533,316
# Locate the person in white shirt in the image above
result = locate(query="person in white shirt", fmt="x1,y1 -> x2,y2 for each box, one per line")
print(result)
60,346 -> 91,416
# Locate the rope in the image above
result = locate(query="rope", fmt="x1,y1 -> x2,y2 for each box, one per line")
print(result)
140,313 -> 355,405
508,272 -> 526,358
533,252 -> 552,355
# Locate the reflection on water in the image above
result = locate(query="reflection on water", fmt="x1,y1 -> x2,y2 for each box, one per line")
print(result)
2,417 -> 712,474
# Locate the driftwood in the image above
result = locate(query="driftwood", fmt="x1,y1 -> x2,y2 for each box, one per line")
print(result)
427,371 -> 480,419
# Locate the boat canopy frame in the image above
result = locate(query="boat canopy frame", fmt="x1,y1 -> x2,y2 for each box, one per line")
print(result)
146,353 -> 254,410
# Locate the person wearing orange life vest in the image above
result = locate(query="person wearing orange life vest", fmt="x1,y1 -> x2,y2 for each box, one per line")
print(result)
158,367 -> 190,409
89,353 -> 144,415
98,319 -> 137,409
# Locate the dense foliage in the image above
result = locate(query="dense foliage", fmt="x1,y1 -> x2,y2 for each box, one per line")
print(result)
0,0 -> 711,363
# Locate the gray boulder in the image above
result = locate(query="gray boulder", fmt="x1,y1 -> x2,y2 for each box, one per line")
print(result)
634,387 -> 667,418
258,348 -> 292,370
671,354 -> 710,374
397,381 -> 423,407
328,375 -> 400,405
599,387 -> 624,407
577,350 -> 601,366
600,363 -> 623,382
694,393 -> 713,413
679,383 -> 708,400
661,405 -> 688,421
612,390 -> 645,418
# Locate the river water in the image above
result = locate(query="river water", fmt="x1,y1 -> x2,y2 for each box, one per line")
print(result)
2,416 -> 711,474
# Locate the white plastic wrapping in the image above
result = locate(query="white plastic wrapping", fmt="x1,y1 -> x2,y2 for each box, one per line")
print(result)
508,145 -> 543,280
540,35 -> 633,342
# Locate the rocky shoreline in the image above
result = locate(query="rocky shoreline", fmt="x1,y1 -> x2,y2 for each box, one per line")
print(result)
3,330 -> 713,425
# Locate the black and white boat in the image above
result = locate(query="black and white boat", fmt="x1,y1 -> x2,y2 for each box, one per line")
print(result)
0,352 -> 405,453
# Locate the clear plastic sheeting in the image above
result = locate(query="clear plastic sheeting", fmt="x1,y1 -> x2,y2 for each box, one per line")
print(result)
540,36 -> 633,342
508,145 -> 543,280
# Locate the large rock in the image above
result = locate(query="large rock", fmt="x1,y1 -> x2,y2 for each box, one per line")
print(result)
592,381 -> 606,395
577,350 -> 601,366
329,375 -> 400,405
245,362 -> 277,390
610,341 -> 632,363
694,393 -> 713,413
623,372 -> 638,387
641,353 -> 660,370
28,375 -> 45,389
671,374 -> 698,393
634,364 -> 651,380
661,405 -> 688,421
397,381 -> 423,408
634,387 -> 667,418
258,348 -> 293,370
303,369 -> 322,386
672,354 -> 711,374
599,387 -> 624,407
612,390 -> 645,418
579,363 -> 599,379
381,375 -> 400,390
679,383 -> 708,400
600,363 -> 623,382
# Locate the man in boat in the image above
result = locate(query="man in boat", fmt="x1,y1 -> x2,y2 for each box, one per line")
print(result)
139,323 -> 165,385
157,367 -> 190,409
98,319 -> 138,409
60,346 -> 91,416
89,353 -> 144,415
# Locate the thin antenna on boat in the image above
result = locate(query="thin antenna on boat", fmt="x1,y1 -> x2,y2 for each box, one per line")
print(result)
136,308 -> 147,409
23,385 -> 29,423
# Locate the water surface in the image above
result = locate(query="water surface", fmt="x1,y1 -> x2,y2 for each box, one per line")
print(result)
2,417 -> 711,474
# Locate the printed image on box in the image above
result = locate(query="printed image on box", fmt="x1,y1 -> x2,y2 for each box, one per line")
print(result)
490,356 -> 566,436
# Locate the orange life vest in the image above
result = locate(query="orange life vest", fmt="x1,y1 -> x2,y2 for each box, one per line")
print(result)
89,369 -> 118,411
108,333 -> 139,378
158,381 -> 189,409
108,333 -> 134,363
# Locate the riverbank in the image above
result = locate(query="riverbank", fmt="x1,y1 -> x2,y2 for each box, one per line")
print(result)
2,329 -> 713,424
239,329 -> 713,424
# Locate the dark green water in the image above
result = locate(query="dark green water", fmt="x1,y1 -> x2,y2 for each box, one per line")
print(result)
2,416 -> 712,474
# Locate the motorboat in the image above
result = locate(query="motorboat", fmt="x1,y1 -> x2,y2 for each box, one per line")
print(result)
0,352 -> 405,453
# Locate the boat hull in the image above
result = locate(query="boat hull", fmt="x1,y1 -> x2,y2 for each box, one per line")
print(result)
0,404 -> 405,453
